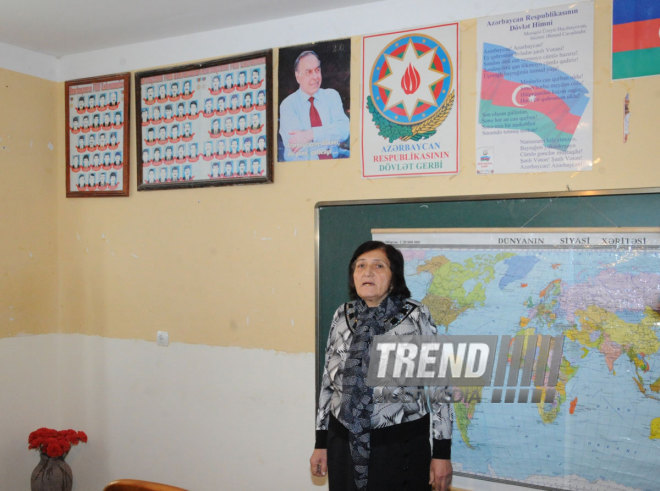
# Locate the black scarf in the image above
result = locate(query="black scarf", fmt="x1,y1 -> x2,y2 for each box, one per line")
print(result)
341,294 -> 406,490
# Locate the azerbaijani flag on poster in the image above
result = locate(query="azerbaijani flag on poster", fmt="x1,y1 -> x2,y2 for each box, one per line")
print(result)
612,0 -> 660,79
479,43 -> 589,152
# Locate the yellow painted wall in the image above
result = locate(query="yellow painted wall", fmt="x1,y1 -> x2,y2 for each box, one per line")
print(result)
0,68 -> 59,337
6,0 -> 660,351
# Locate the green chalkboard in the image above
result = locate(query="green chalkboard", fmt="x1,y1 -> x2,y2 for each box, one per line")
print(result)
314,190 -> 660,391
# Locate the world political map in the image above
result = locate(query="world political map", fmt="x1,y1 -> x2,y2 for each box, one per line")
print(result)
374,229 -> 660,491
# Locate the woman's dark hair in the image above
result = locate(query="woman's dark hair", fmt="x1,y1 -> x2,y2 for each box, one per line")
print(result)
348,240 -> 411,300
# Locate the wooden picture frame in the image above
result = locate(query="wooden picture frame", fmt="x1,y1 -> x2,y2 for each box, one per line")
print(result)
65,73 -> 130,197
135,51 -> 273,190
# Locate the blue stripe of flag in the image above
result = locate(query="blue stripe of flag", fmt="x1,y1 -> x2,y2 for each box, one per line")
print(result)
613,0 -> 660,25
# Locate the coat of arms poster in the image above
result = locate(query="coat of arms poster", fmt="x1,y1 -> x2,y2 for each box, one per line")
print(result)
362,24 -> 459,178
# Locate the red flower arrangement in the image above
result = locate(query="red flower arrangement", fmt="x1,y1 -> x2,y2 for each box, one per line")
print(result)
28,428 -> 88,458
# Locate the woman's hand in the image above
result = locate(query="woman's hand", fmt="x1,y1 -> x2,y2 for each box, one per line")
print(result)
429,458 -> 452,491
310,448 -> 328,477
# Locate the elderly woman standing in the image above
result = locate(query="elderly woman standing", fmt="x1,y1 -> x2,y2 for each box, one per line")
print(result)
310,241 -> 453,491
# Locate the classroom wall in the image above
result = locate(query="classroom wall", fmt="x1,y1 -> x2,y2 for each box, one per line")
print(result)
1,0 -> 659,489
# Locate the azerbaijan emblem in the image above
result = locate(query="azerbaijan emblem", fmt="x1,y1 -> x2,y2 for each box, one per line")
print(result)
368,34 -> 454,142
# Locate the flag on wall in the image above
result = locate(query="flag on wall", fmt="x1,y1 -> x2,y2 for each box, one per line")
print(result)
612,0 -> 660,79
479,43 -> 589,152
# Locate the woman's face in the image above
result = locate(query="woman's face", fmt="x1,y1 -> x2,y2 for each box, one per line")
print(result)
353,248 -> 392,307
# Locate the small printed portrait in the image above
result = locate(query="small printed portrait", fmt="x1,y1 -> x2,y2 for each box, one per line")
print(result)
77,135 -> 86,150
77,173 -> 87,189
256,135 -> 267,152
87,134 -> 96,150
97,171 -> 107,187
158,126 -> 168,143
146,168 -> 157,184
210,161 -> 221,178
71,116 -> 80,131
145,86 -> 156,102
211,75 -> 221,93
210,118 -> 222,136
146,127 -> 156,143
250,112 -> 262,131
109,91 -> 119,107
216,139 -> 226,157
76,96 -> 86,111
176,102 -> 187,119
153,147 -> 162,164
87,94 -> 96,110
237,159 -> 248,176
113,112 -> 123,127
158,84 -> 168,101
243,92 -> 253,110
203,97 -> 214,116
251,158 -> 262,175
164,104 -> 174,122
237,115 -> 247,133
256,90 -> 266,108
164,145 -> 174,162
102,112 -> 112,128
142,148 -> 151,164
71,154 -> 80,169
109,172 -> 118,187
216,96 -> 226,114
170,82 -> 180,99
223,160 -> 234,177
250,68 -> 262,88
88,172 -> 96,188
109,132 -> 118,147
237,71 -> 247,88
242,137 -> 253,155
92,114 -> 101,129
183,165 -> 193,180
278,39 -> 351,161
98,93 -> 107,109
103,152 -> 112,168
170,124 -> 181,142
176,144 -> 187,161
171,166 -> 181,181
152,106 -> 162,123
183,122 -> 193,138
158,166 -> 168,183
98,133 -> 107,148
82,154 -> 90,169
114,152 -> 122,167
229,94 -> 240,112
224,73 -> 234,90
183,80 -> 192,95
189,100 -> 199,117
229,138 -> 240,156
223,116 -> 235,135
82,115 -> 90,129
92,153 -> 101,169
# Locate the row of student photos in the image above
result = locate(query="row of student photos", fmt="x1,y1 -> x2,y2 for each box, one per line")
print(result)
140,66 -> 267,183
70,90 -> 125,191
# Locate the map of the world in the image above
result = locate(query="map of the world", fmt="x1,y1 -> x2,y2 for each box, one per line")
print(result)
374,229 -> 660,491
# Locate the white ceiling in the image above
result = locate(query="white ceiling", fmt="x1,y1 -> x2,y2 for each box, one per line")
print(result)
0,0 -> 380,57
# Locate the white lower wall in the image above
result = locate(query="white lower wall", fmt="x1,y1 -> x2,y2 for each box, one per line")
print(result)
0,334 -> 536,490
1,334 -> 316,490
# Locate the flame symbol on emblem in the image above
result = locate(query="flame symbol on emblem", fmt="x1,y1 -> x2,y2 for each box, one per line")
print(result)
401,63 -> 420,95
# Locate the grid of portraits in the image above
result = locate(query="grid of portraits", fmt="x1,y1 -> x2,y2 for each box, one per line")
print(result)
138,56 -> 269,187
67,80 -> 127,193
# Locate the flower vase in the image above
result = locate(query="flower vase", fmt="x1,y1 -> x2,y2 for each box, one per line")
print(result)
30,452 -> 73,491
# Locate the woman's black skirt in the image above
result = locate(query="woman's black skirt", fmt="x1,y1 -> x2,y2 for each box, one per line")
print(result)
327,413 -> 431,491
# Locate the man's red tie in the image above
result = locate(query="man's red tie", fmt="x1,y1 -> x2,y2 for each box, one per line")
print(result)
309,97 -> 322,127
